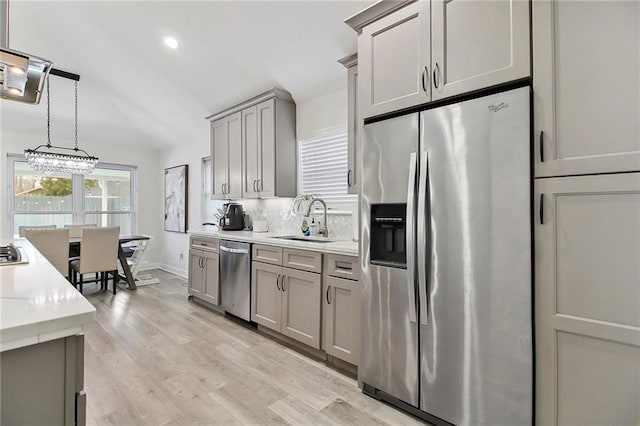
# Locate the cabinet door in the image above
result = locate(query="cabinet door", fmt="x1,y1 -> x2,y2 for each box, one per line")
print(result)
242,105 -> 259,198
534,0 -> 640,177
281,268 -> 321,349
359,1 -> 431,119
226,112 -> 243,199
211,118 -> 228,200
431,0 -> 530,101
535,173 -> 640,426
257,99 -> 275,197
188,249 -> 203,297
251,262 -> 282,331
347,63 -> 359,194
322,276 -> 360,365
202,251 -> 220,306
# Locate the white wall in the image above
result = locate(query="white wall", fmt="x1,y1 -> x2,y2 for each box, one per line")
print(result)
0,131 -> 164,265
158,121 -> 210,277
297,88 -> 347,141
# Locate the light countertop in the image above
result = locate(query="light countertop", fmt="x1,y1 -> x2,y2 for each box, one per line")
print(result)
190,229 -> 359,257
0,239 -> 96,352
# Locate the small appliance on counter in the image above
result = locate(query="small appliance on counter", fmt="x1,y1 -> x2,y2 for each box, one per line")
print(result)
219,203 -> 245,230
252,220 -> 269,233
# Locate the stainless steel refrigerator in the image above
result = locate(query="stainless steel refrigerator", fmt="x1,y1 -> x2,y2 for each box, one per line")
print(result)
360,86 -> 532,426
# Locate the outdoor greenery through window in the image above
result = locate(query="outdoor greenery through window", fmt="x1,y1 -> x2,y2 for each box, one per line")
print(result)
9,155 -> 137,236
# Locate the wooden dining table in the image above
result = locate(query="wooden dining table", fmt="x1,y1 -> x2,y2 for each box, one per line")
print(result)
69,235 -> 150,290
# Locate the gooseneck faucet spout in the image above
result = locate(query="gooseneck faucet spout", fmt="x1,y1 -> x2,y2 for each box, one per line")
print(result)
306,198 -> 329,237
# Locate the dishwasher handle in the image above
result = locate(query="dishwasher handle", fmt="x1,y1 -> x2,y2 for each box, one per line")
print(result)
220,246 -> 249,254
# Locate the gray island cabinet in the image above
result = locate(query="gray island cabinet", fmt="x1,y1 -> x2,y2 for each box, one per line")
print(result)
0,240 -> 95,426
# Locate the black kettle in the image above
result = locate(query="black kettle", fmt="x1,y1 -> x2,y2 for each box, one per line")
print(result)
219,203 -> 244,230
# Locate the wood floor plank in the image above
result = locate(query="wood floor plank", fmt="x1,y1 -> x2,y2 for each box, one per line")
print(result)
81,269 -> 426,425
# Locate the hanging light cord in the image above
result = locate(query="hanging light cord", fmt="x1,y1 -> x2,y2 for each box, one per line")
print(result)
74,80 -> 78,151
46,77 -> 51,147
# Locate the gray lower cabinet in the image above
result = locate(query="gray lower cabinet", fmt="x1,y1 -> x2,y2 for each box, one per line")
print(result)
251,261 -> 282,330
251,246 -> 323,350
281,267 -> 322,349
188,237 -> 220,305
1,335 -> 86,426
322,275 -> 360,366
535,173 -> 640,425
251,260 -> 322,349
322,253 -> 360,366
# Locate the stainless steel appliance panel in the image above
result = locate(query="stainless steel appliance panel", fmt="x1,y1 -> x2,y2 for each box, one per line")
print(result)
220,240 -> 251,321
418,87 -> 532,425
360,113 -> 420,406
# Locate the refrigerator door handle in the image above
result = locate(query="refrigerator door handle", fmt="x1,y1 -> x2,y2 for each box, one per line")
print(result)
417,152 -> 429,326
406,152 -> 418,324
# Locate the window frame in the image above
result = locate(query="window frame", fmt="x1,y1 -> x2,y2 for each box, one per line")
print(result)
7,154 -> 138,236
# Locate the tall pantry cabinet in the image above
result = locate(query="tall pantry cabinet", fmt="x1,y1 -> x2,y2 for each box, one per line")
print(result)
533,1 -> 640,424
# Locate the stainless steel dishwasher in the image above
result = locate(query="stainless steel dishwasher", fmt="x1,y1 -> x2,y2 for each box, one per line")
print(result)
219,240 -> 251,321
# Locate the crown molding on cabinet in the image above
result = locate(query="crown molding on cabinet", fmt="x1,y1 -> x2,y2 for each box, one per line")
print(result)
205,87 -> 295,122
344,0 -> 416,33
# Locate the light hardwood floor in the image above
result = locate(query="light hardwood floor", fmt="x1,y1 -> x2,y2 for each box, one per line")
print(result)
82,270 -> 425,425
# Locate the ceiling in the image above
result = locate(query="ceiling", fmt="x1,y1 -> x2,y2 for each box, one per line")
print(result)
1,1 -> 371,149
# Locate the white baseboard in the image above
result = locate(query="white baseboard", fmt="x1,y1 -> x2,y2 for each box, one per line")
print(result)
157,264 -> 188,279
137,262 -> 161,271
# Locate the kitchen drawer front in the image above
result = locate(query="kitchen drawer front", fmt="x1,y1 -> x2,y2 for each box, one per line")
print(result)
324,254 -> 360,281
282,249 -> 322,273
191,237 -> 219,252
252,244 -> 283,265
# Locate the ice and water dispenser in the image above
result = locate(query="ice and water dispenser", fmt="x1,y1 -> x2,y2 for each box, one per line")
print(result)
370,203 -> 406,269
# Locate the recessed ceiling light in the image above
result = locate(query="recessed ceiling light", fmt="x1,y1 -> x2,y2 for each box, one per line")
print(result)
163,36 -> 179,50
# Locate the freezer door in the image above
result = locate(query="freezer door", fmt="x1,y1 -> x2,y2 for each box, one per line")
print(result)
360,113 -> 420,407
418,87 -> 532,425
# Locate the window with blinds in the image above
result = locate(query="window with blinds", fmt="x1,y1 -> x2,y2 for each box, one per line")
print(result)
297,132 -> 357,209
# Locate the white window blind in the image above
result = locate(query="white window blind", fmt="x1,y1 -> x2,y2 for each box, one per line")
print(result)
298,132 -> 357,209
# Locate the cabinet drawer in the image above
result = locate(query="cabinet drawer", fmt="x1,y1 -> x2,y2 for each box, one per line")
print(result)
253,244 -> 283,265
191,237 -> 219,252
324,254 -> 360,281
283,249 -> 322,273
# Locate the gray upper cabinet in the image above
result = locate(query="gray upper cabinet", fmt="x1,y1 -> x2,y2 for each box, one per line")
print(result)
348,0 -> 530,119
211,112 -> 242,199
431,0 -> 530,100
208,88 -> 297,199
357,1 -> 431,119
339,54 -> 359,195
533,0 -> 640,177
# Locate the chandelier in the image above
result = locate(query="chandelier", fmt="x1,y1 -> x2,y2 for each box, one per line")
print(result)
24,74 -> 98,174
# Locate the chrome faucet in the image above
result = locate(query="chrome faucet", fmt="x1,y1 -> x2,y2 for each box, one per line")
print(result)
306,197 -> 329,237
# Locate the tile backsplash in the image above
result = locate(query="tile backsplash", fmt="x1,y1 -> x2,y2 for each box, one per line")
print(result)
207,198 -> 357,241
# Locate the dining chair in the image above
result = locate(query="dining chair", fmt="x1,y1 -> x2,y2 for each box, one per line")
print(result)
18,225 -> 56,237
24,228 -> 70,278
64,223 -> 97,238
70,226 -> 120,294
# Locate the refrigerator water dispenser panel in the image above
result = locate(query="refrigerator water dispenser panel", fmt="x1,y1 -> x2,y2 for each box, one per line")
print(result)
370,203 -> 406,269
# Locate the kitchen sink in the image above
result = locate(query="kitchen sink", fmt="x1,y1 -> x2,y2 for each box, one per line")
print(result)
271,235 -> 335,243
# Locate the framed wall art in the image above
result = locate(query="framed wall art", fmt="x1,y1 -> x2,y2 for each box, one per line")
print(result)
164,164 -> 188,233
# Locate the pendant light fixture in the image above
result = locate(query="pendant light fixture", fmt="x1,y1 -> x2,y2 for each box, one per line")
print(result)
24,74 -> 99,174
1,0 -> 52,104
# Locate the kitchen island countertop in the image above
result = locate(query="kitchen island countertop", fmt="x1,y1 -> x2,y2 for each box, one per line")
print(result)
190,229 -> 359,257
0,239 -> 96,352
